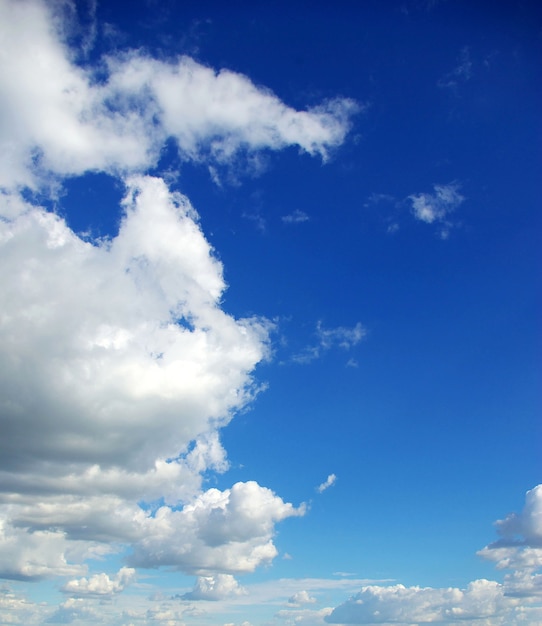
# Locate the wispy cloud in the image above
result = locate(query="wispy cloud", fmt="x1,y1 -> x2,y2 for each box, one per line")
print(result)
317,474 -> 337,493
438,46 -> 473,89
282,209 -> 310,224
408,182 -> 465,238
292,321 -> 366,364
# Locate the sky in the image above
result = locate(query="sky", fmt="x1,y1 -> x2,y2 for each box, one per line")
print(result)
0,0 -> 540,625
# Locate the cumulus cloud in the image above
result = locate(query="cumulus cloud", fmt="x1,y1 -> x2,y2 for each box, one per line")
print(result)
182,573 -> 247,601
408,182 -> 464,238
325,580 -> 514,624
0,0 -> 352,588
494,484 -> 542,548
62,567 -> 135,597
288,590 -> 318,606
317,474 -> 337,494
326,485 -> 542,625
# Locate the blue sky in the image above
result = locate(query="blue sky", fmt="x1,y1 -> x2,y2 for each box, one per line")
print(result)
0,0 -> 540,625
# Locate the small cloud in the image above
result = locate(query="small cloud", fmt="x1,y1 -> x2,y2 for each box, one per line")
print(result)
242,210 -> 267,232
291,322 -> 366,364
283,552 -> 293,560
181,574 -> 247,601
288,590 -> 317,606
363,192 -> 395,208
282,209 -> 310,224
346,358 -> 358,368
317,321 -> 365,350
317,474 -> 337,493
62,568 -> 135,598
408,182 -> 464,237
438,46 -> 472,89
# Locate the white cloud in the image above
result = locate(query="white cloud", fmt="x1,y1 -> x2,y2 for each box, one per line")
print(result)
325,580 -> 516,624
128,481 -> 305,574
0,0 -> 358,586
317,474 -> 337,494
0,0 -> 357,190
317,322 -> 365,350
45,597 -> 99,624
182,573 -> 247,601
282,210 -> 310,224
408,182 -> 464,238
326,485 -> 542,625
288,590 -> 317,606
292,322 -> 366,364
494,484 -> 542,548
62,567 -> 136,597
0,176 -> 267,494
277,607 -> 334,625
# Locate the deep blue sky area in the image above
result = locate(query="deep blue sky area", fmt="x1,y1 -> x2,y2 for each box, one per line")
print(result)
1,0 -> 540,624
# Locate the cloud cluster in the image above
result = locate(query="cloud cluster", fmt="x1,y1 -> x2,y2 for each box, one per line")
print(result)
0,0 -> 355,592
325,485 -> 542,625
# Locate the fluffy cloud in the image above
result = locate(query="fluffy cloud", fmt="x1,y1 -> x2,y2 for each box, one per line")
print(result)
128,481 -> 305,574
182,573 -> 247,601
62,567 -> 135,597
494,485 -> 542,548
0,175 -> 305,577
325,580 -> 514,624
408,182 -> 464,238
288,590 -> 318,606
0,176 -> 263,476
0,0 -> 355,588
326,486 -> 542,625
0,0 -> 357,190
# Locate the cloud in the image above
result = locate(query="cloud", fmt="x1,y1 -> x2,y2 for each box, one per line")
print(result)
45,598 -> 99,624
408,182 -> 464,238
182,573 -> 247,601
325,580 -> 514,624
0,0 -> 355,586
438,46 -> 473,89
127,481 -> 305,574
326,485 -> 542,625
494,484 -> 542,548
61,567 -> 136,598
292,322 -> 366,364
317,474 -> 337,494
282,209 -> 310,224
0,0 -> 358,190
288,590 -> 318,606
